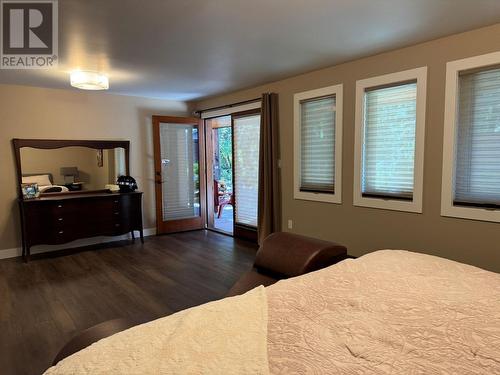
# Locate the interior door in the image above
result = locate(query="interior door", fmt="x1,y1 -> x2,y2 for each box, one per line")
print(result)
152,116 -> 206,234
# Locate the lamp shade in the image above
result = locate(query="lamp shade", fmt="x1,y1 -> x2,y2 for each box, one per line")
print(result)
70,71 -> 109,90
60,167 -> 79,177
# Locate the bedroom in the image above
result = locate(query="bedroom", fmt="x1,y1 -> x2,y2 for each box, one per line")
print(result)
1,1 -> 500,374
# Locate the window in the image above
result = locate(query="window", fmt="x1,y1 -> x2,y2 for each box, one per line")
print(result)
294,84 -> 343,203
441,51 -> 500,222
354,67 -> 427,212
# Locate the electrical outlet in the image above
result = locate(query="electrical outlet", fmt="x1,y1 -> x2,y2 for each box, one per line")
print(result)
287,219 -> 293,229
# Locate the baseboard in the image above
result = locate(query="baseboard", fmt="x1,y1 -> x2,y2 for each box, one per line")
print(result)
0,227 -> 157,260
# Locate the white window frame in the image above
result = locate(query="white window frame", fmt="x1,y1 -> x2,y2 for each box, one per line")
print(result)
200,101 -> 261,119
441,51 -> 500,223
353,67 -> 427,213
293,84 -> 343,204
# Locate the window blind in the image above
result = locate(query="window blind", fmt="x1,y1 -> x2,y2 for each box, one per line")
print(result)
160,123 -> 200,220
234,114 -> 260,227
362,82 -> 417,199
454,66 -> 500,206
300,96 -> 335,193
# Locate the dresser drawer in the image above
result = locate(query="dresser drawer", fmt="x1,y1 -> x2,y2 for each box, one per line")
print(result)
20,192 -> 143,249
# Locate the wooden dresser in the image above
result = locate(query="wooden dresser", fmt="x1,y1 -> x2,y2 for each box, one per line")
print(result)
19,191 -> 143,261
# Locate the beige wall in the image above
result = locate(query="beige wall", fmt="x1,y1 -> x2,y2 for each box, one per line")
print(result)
193,23 -> 500,272
0,84 -> 187,255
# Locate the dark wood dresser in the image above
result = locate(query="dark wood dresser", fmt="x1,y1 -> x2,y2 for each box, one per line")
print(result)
19,191 -> 143,261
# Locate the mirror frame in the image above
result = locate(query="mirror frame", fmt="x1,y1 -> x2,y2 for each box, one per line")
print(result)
12,138 -> 130,198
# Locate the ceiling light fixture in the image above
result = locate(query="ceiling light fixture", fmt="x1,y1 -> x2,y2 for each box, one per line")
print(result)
70,70 -> 109,90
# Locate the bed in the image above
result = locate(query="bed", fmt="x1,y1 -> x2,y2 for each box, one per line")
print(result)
45,250 -> 500,374
22,173 -> 69,193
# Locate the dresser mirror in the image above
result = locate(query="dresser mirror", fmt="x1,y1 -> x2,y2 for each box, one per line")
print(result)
12,139 -> 130,197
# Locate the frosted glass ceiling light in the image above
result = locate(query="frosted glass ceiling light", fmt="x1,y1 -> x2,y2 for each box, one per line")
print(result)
70,70 -> 109,90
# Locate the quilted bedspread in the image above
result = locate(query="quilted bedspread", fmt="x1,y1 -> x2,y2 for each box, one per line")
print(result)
44,250 -> 500,374
267,250 -> 500,374
44,286 -> 269,375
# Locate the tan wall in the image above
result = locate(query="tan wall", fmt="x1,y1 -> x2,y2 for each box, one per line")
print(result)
0,84 -> 187,255
193,23 -> 500,272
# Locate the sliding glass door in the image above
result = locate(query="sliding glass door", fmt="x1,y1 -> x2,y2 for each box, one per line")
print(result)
205,110 -> 261,240
206,116 -> 234,234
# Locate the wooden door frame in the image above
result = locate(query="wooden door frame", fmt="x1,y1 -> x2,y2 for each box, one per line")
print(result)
152,115 -> 206,234
205,118 -> 216,233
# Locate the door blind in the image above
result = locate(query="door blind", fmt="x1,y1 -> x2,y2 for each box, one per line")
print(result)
233,114 -> 260,227
300,96 -> 336,193
362,82 -> 417,199
159,123 -> 200,220
454,66 -> 500,206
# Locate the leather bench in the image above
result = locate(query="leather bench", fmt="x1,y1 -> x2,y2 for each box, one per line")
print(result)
226,232 -> 347,297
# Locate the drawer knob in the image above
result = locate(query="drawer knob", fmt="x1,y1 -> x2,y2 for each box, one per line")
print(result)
58,230 -> 64,234
57,205 -> 62,208
58,218 -> 63,221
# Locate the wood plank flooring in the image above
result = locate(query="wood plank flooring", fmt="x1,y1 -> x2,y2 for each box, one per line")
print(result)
0,230 -> 257,375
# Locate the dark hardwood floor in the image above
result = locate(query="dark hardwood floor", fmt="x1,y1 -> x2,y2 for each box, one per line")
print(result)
0,230 -> 257,375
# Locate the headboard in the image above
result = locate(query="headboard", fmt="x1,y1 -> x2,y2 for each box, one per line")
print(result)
22,173 -> 54,184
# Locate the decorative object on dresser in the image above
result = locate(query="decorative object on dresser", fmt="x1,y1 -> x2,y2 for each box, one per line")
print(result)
12,139 -> 143,262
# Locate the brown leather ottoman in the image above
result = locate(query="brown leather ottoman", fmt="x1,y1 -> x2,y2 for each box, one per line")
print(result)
226,232 -> 347,297
52,318 -> 136,366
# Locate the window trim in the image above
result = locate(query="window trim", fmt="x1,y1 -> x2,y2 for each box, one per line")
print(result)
353,67 -> 427,213
200,101 -> 261,119
441,51 -> 500,223
293,84 -> 343,204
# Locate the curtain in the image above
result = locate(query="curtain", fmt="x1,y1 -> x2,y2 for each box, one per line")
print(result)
258,93 -> 281,244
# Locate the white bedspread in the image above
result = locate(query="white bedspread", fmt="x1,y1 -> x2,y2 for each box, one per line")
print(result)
267,250 -> 500,374
45,286 -> 269,375
44,250 -> 500,374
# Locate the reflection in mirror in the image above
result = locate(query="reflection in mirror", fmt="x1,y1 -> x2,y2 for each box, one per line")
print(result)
20,146 -> 126,194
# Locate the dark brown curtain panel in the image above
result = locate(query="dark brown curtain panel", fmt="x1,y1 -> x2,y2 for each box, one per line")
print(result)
258,93 -> 281,244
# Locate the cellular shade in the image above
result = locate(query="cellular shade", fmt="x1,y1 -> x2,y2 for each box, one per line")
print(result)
300,96 -> 335,193
233,114 -> 261,227
159,123 -> 200,220
362,82 -> 417,199
454,66 -> 500,206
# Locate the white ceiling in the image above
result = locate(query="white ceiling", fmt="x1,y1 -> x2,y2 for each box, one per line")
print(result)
1,0 -> 500,101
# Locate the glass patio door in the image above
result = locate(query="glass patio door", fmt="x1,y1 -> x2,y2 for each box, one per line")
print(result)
206,116 -> 234,234
152,116 -> 206,234
205,110 -> 261,240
